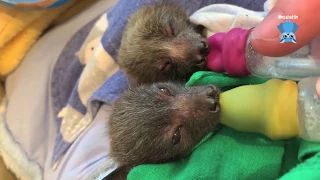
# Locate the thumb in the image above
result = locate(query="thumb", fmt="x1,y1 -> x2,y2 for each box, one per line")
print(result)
250,0 -> 320,57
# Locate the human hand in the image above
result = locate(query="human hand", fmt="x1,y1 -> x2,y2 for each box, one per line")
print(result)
249,0 -> 320,98
250,0 -> 320,57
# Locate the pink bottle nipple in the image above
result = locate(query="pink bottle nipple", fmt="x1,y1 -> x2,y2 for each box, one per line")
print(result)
207,28 -> 253,76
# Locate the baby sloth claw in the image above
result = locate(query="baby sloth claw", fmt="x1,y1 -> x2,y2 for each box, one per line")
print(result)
118,2 -> 209,85
106,82 -> 221,180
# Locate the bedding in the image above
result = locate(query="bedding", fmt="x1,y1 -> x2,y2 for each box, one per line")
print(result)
0,0 -> 98,102
1,0 -> 117,179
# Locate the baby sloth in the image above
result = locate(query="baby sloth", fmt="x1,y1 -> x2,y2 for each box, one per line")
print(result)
118,3 -> 209,85
106,82 -> 221,179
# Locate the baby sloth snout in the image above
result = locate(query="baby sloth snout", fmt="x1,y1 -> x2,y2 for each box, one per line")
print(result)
203,85 -> 220,113
195,40 -> 209,67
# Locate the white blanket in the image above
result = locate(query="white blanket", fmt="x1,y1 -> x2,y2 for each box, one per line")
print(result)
189,0 -> 277,37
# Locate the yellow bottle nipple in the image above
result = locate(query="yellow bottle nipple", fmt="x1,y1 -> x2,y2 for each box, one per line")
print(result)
219,79 -> 300,140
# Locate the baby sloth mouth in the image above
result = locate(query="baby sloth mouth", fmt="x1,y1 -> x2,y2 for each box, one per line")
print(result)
195,56 -> 207,67
203,85 -> 220,113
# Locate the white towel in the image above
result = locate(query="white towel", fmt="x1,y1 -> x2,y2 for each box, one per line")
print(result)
189,0 -> 277,37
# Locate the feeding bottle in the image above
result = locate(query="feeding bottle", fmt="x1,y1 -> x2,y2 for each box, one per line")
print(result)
207,28 -> 320,80
218,77 -> 320,141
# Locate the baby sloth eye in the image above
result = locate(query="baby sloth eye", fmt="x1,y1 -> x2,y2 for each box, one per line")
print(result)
159,87 -> 173,96
165,22 -> 176,37
160,61 -> 173,72
172,126 -> 181,145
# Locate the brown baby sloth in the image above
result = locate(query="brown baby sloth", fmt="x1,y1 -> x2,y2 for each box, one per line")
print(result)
118,2 -> 209,85
105,82 -> 221,179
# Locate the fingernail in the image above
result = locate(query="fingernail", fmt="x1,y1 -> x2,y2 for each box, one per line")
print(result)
251,10 -> 284,41
316,78 -> 320,99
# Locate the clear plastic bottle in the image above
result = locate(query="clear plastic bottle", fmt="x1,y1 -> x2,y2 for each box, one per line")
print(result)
297,77 -> 320,141
245,38 -> 320,80
207,28 -> 320,80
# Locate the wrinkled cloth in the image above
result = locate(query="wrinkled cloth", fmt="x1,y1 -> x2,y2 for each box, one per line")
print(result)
0,0 -> 98,103
186,71 -> 268,90
128,127 -> 300,180
0,0 -> 96,76
1,1 -> 116,179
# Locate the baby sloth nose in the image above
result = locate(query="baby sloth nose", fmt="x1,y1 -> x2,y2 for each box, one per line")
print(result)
195,41 -> 209,67
204,85 -> 220,113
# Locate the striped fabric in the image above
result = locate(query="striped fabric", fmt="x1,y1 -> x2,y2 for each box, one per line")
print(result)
0,0 -> 71,8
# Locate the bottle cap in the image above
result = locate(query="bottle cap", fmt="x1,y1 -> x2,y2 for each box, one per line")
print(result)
207,28 -> 252,76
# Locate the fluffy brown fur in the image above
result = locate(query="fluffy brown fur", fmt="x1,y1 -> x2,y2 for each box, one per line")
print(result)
118,2 -> 209,85
105,82 -> 221,179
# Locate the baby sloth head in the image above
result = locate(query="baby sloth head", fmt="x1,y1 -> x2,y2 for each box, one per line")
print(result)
118,3 -> 209,85
108,82 -> 221,166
